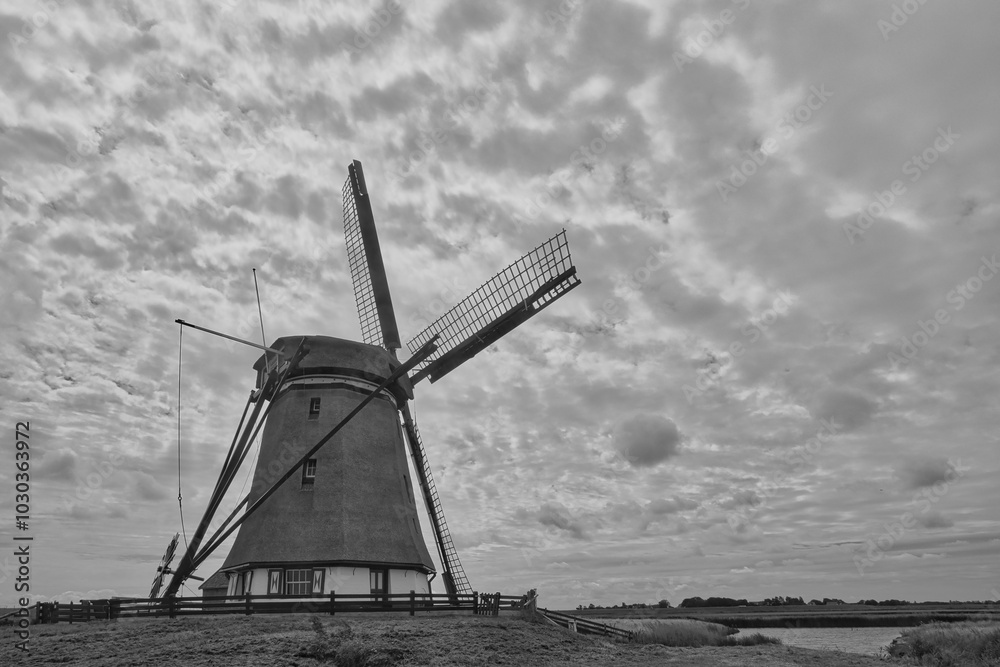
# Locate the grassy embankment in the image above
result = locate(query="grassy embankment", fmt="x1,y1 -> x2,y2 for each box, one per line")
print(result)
885,621 -> 1000,666
567,603 -> 1000,628
6,612 -> 892,666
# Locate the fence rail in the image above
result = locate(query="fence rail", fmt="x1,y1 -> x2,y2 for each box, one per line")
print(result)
33,591 -> 530,625
536,607 -> 634,641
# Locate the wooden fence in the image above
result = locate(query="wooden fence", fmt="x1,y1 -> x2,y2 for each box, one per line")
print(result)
33,591 -> 529,625
536,607 -> 634,641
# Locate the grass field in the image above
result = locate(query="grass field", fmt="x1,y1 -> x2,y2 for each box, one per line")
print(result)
4,611 -> 894,666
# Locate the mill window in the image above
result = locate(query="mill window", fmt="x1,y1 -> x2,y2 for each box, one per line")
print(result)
302,458 -> 317,487
285,569 -> 311,596
308,397 -> 321,420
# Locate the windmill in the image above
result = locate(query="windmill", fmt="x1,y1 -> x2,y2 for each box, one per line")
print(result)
158,160 -> 580,602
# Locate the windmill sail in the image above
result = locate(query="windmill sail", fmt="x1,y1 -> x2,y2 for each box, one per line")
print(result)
149,533 -> 179,598
342,159 -> 470,598
399,404 -> 472,597
343,160 -> 402,350
407,229 -> 580,384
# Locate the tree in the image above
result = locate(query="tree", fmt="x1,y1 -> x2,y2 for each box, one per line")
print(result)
658,599 -> 671,608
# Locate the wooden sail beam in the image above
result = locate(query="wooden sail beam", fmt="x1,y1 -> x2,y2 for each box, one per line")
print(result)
175,319 -> 285,357
162,339 -> 308,599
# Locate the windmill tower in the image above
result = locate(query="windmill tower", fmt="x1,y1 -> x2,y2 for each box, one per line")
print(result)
157,160 -> 580,601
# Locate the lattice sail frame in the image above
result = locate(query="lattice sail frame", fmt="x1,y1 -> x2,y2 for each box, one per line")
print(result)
149,532 -> 179,598
407,229 -> 580,384
342,173 -> 384,348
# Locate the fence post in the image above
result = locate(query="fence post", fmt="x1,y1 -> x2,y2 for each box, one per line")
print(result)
472,591 -> 479,615
53,601 -> 59,624
494,592 -> 501,616
245,593 -> 252,616
329,591 -> 335,616
168,596 -> 176,619
410,590 -> 415,616
85,601 -> 91,622
110,598 -> 120,621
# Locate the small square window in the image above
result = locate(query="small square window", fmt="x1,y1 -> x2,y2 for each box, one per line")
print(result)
302,458 -> 317,486
308,397 -> 321,420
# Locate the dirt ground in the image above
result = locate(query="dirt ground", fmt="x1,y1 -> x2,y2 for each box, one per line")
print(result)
5,612 -> 891,666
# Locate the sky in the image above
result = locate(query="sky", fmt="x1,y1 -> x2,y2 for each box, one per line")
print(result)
1,0 -> 998,611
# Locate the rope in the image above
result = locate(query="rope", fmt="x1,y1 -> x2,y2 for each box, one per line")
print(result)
177,323 -> 189,550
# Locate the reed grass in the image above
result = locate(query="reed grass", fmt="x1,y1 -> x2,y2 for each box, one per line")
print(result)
887,621 -> 1000,666
604,618 -> 781,647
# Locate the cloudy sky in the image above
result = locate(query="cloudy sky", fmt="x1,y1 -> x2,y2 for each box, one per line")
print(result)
1,0 -> 998,610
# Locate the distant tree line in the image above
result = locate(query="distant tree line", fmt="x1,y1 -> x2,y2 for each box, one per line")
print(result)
574,596 -> 1000,611
680,596 -> 752,608
576,599 -> 673,610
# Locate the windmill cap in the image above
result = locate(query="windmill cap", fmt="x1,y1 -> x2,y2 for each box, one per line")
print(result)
254,335 -> 414,402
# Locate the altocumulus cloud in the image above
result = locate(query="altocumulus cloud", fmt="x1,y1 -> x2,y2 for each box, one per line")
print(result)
900,458 -> 959,490
613,414 -> 681,467
917,512 -> 954,529
809,388 -> 876,432
535,502 -> 588,540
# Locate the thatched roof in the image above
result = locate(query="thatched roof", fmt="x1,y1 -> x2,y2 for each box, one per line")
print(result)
199,570 -> 228,590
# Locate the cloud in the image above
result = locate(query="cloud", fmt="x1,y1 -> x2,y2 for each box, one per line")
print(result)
131,471 -> 172,501
900,458 -> 959,490
808,389 -> 876,431
917,512 -> 954,529
647,496 -> 698,515
613,414 -> 681,467
34,448 -> 77,481
535,502 -> 588,540
719,490 -> 762,510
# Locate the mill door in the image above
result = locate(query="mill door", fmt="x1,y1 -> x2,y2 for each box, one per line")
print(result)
370,568 -> 388,607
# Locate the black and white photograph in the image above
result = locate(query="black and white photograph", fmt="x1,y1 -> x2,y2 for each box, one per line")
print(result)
1,0 -> 998,664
